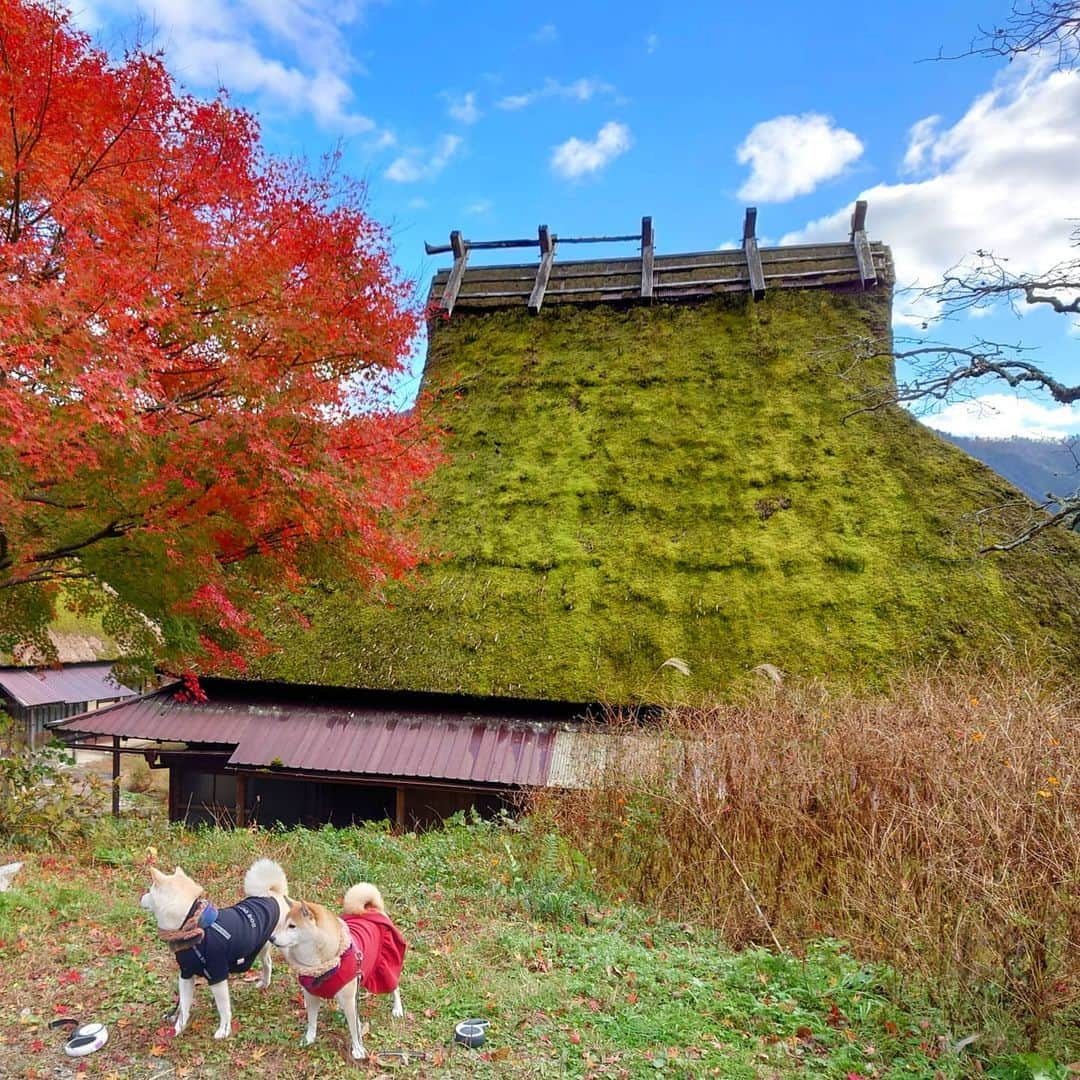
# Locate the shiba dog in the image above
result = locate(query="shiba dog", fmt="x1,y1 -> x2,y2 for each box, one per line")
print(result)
270,883 -> 406,1060
140,859 -> 289,1039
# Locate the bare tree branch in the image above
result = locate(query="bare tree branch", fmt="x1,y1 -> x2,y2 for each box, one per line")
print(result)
976,496 -> 1080,552
927,1 -> 1080,68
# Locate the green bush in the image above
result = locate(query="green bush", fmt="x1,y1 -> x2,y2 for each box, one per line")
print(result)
0,713 -> 101,849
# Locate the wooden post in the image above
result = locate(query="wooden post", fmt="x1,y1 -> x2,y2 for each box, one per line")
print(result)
395,786 -> 406,832
528,225 -> 556,314
111,736 -> 121,818
742,207 -> 766,301
850,200 -> 877,289
640,216 -> 654,299
168,766 -> 178,823
440,230 -> 470,315
235,773 -> 248,829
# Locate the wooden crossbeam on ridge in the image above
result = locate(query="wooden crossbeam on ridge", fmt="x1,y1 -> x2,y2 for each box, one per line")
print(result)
426,205 -> 881,314
528,225 -> 556,314
743,207 -> 766,302
850,200 -> 877,289
640,216 -> 654,300
440,230 -> 469,315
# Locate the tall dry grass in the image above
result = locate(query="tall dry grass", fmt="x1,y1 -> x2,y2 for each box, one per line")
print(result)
534,666 -> 1079,1048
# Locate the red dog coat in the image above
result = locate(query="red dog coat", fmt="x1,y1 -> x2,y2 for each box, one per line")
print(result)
298,911 -> 406,999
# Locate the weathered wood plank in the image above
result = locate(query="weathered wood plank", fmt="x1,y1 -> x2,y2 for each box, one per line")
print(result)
849,199 -> 877,288
742,207 -> 766,301
425,230 -> 641,255
528,225 -> 556,314
430,209 -> 886,311
640,216 -> 654,299
440,231 -> 470,315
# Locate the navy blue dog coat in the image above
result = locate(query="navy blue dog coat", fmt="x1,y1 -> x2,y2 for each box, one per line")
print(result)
174,897 -> 280,985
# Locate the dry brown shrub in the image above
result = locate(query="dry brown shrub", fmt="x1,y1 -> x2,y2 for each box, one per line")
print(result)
534,665 -> 1079,1046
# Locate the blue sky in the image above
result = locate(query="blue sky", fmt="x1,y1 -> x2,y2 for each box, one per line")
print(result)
78,0 -> 1080,439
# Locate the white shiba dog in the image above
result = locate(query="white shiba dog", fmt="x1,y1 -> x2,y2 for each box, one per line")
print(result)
271,882 -> 406,1060
140,859 -> 289,1039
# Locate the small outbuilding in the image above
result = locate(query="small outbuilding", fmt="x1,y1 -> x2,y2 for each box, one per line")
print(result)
52,677 -> 605,829
1,661 -> 137,745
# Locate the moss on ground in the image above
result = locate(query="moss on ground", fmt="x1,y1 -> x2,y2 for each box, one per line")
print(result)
257,290 -> 1080,701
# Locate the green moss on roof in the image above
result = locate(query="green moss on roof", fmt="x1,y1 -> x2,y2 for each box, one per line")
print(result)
257,289 -> 1080,701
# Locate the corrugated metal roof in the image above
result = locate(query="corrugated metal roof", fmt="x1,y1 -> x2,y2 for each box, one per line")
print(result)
0,663 -> 137,708
54,689 -> 561,786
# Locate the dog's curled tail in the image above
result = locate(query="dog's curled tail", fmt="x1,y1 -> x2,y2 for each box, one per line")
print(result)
343,882 -> 385,915
244,858 -> 288,898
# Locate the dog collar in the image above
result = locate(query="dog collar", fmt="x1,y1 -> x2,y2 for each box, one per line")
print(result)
159,897 -> 218,953
298,942 -> 360,999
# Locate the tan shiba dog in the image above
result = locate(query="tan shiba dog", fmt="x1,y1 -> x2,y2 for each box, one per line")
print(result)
140,859 -> 289,1039
271,883 -> 407,1060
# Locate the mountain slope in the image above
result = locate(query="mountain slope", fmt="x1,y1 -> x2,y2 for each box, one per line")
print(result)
941,433 -> 1079,505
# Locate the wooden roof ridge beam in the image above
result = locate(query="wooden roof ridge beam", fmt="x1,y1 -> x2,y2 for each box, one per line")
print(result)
640,216 -> 654,300
850,199 -> 877,289
743,207 -> 766,301
440,230 -> 469,316
528,225 -> 556,314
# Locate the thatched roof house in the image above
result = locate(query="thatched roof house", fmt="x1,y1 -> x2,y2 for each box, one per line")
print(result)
55,208 -> 1080,827
256,209 -> 1080,701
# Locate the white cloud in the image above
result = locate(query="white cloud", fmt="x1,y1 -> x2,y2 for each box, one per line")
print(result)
646,32 -> 659,54
736,113 -> 864,201
918,393 -> 1080,440
902,115 -> 942,174
497,77 -> 616,111
444,90 -> 480,125
384,134 -> 463,183
383,157 -> 422,183
407,196 -> 428,209
551,121 -> 632,179
782,62 -> 1080,324
369,129 -> 397,150
89,0 -> 378,134
465,199 -> 493,215
531,23 -> 557,44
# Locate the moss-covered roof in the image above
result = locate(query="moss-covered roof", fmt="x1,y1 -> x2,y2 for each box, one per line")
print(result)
256,281 -> 1080,701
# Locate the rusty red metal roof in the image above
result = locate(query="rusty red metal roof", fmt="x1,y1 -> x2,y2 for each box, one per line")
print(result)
52,682 -> 574,787
0,663 -> 137,708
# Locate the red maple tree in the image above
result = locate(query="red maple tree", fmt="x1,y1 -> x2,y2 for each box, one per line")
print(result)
0,0 -> 438,674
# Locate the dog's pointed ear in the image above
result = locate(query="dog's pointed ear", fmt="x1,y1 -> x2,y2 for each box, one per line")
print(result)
299,902 -> 313,920
173,866 -> 183,876
150,866 -> 166,884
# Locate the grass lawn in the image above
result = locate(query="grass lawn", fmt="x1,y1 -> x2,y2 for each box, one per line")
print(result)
0,816 -> 975,1079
